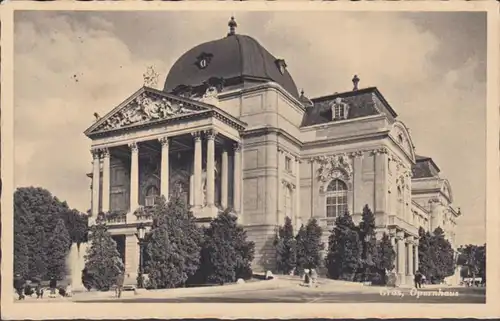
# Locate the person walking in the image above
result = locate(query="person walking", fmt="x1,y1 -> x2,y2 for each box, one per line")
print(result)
414,270 -> 422,289
49,277 -> 57,298
310,268 -> 319,288
14,275 -> 25,300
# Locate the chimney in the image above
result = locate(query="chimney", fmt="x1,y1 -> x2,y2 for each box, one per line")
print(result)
352,74 -> 360,91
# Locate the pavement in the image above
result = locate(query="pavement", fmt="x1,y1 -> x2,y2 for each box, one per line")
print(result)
15,276 -> 486,304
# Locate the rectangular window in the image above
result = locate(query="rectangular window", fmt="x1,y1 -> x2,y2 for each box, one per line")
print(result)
285,156 -> 292,172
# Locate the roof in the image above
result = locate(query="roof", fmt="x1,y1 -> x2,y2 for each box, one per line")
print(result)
412,154 -> 441,178
163,34 -> 299,99
301,87 -> 398,127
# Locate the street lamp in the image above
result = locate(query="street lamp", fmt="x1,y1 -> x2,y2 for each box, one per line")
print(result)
135,223 -> 147,288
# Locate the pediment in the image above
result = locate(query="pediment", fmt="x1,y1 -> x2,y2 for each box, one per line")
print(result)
85,87 -> 211,136
390,121 -> 416,163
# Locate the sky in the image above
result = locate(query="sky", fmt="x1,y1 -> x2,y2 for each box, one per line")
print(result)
13,11 -> 487,245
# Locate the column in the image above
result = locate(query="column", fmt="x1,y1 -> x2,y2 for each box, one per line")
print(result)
206,129 -> 216,207
193,132 -> 202,208
414,241 -> 419,273
277,149 -> 283,224
221,148 -> 229,209
396,231 -> 406,285
91,148 -> 101,217
129,142 -> 139,214
159,137 -> 170,200
189,162 -> 194,207
101,148 -> 111,213
407,236 -> 414,284
294,157 -> 301,229
233,142 -> 242,214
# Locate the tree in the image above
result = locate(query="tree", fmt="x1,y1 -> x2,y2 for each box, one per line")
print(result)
274,216 -> 297,275
457,244 -> 486,282
146,194 -> 203,289
13,202 -> 30,279
197,210 -> 255,285
427,227 -> 455,283
296,218 -> 324,273
46,219 -> 72,280
373,232 -> 396,285
83,215 -> 124,290
14,186 -> 86,281
30,225 -> 48,281
325,212 -> 362,281
418,227 -> 434,277
358,205 -> 378,282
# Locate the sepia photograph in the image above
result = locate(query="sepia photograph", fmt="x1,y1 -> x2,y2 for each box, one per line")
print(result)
1,2 -> 499,319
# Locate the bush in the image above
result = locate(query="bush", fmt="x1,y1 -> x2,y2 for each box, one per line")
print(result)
325,212 -> 362,281
145,194 -> 203,289
195,210 -> 255,285
83,215 -> 124,290
296,218 -> 324,273
274,216 -> 297,275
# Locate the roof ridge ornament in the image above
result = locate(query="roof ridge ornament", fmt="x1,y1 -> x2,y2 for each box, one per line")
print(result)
228,16 -> 237,37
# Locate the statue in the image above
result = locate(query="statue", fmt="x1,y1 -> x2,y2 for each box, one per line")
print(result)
143,66 -> 159,89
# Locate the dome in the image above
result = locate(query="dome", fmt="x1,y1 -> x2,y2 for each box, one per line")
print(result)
163,20 -> 299,99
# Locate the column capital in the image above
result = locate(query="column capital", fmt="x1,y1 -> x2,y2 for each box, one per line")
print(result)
159,136 -> 170,147
192,131 -> 202,141
204,129 -> 218,140
349,150 -> 364,158
406,235 -> 415,244
128,142 -> 139,152
233,142 -> 242,153
91,148 -> 100,159
101,148 -> 110,158
396,230 -> 405,240
370,147 -> 389,155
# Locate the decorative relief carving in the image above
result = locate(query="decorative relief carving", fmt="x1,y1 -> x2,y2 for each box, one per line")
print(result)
315,153 -> 353,182
282,179 -> 296,190
233,142 -> 242,153
348,150 -> 364,158
97,93 -> 192,132
370,147 -> 388,155
203,86 -> 219,99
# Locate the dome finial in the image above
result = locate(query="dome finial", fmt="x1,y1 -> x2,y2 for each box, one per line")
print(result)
228,16 -> 237,36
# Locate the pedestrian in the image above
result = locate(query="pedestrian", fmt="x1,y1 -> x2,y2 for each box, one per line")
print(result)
421,274 -> 426,288
115,272 -> 125,298
49,277 -> 57,298
414,270 -> 422,289
310,268 -> 318,288
36,283 -> 44,299
14,275 -> 25,300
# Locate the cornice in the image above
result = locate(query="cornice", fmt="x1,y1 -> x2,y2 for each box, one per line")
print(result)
300,114 -> 386,131
302,130 -> 390,149
241,126 -> 303,147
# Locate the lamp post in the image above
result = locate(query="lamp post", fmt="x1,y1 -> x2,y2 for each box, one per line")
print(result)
135,223 -> 146,288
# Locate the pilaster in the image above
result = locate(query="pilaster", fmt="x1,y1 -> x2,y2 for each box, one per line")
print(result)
277,148 -> 284,225
295,156 -> 301,230
233,142 -> 242,214
373,147 -> 388,216
351,151 -> 364,215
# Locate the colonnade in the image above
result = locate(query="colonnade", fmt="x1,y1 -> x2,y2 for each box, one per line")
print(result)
393,231 -> 419,285
90,129 -> 242,220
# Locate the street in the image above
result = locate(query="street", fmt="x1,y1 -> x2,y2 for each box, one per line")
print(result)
75,285 -> 486,304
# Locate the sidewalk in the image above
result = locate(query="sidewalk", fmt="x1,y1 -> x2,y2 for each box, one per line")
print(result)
74,278 -> 281,301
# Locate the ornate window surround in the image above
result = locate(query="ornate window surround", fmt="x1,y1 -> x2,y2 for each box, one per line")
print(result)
330,97 -> 350,121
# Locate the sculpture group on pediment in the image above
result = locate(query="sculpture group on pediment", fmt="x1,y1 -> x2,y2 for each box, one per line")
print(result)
98,93 -> 192,131
315,153 -> 353,182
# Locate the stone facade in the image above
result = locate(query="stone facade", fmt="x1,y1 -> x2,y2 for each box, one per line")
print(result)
84,30 -> 461,287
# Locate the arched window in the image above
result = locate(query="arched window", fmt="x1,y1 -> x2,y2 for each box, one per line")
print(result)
325,179 -> 348,219
284,186 -> 293,223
